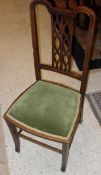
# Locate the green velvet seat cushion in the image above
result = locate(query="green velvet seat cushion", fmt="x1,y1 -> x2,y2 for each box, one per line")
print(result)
8,81 -> 80,137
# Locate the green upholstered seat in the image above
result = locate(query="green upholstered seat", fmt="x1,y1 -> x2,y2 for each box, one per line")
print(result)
8,81 -> 80,138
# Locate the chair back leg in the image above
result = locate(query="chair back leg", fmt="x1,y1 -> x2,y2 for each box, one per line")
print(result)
79,110 -> 83,123
79,96 -> 85,123
61,143 -> 70,172
6,120 -> 20,153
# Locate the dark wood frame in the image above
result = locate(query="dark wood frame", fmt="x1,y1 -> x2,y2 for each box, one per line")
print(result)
3,0 -> 95,172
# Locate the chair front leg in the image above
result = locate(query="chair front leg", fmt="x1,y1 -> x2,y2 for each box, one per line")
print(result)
6,120 -> 20,153
61,143 -> 70,172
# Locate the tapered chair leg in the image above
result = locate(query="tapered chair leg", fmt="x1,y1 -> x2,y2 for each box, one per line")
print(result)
79,97 -> 85,124
61,143 -> 70,172
79,110 -> 83,124
6,120 -> 20,153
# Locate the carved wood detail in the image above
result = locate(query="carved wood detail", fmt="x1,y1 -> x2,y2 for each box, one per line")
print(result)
52,12 -> 73,72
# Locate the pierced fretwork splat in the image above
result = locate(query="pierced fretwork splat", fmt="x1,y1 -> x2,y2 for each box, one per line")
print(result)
52,12 -> 74,72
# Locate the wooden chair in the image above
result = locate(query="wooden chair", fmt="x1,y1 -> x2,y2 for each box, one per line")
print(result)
3,0 -> 95,172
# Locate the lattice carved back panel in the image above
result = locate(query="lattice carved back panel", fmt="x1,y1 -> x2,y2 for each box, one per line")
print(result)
52,12 -> 74,72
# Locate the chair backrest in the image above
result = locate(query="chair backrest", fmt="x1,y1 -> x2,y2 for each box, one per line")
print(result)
30,0 -> 95,96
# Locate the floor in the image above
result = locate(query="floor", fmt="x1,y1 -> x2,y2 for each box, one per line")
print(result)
0,0 -> 101,175
0,109 -> 9,175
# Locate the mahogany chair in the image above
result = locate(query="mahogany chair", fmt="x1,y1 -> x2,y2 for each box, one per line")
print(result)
3,0 -> 95,172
